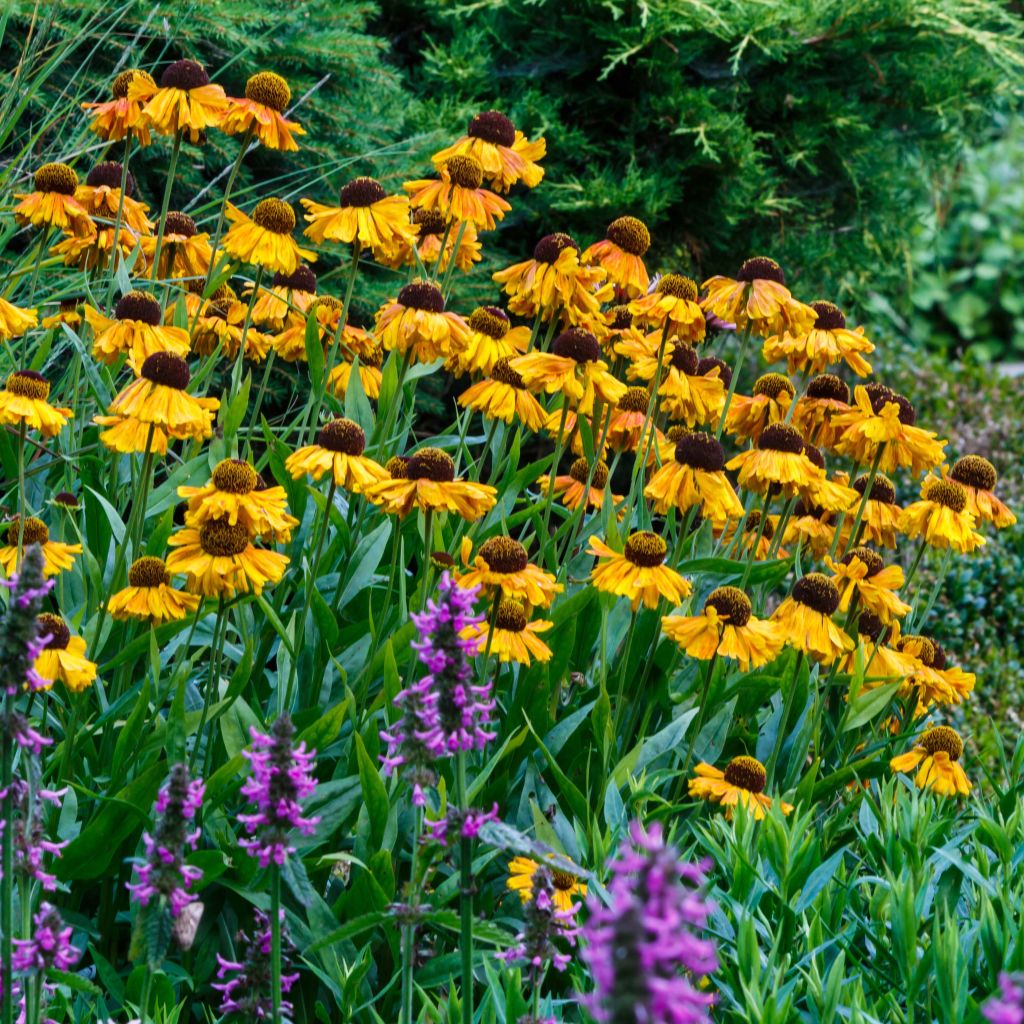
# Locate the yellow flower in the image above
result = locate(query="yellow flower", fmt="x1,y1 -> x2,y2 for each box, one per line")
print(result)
364,447 -> 497,521
715,510 -> 786,561
108,556 -> 202,624
393,209 -> 481,274
179,459 -> 297,541
457,536 -> 562,608
461,599 -> 553,665
946,455 -> 1015,529
0,298 -> 38,341
82,68 -> 156,143
645,430 -> 743,521
506,855 -> 585,914
825,548 -> 910,623
799,446 -> 860,514
142,211 -> 212,281
328,346 -> 384,401
898,478 -> 985,554
14,163 -> 92,233
838,473 -> 902,549
75,161 -> 154,234
582,216 -> 651,297
271,295 -> 369,363
762,300 -> 874,376
0,370 -> 72,437
628,343 -> 725,429
187,285 -> 271,363
221,71 -> 304,151
50,225 -> 146,273
603,387 -> 655,453
890,726 -> 972,797
895,633 -> 975,707
0,518 -> 81,578
33,614 -> 97,693
537,456 -> 619,512
689,755 -> 793,819
791,374 -> 852,452
771,573 -> 853,664
457,359 -> 548,432
454,306 -> 530,377
40,299 -> 81,332
628,274 -> 705,343
222,198 -> 315,275
245,265 -> 319,329
432,110 -> 545,193
405,155 -> 511,230
375,281 -> 470,365
284,418 -> 389,494
701,257 -> 816,338
727,423 -> 823,498
140,59 -> 227,141
510,328 -> 625,411
839,612 -> 917,684
782,502 -> 836,559
86,290 -> 190,368
724,373 -> 794,445
166,518 -> 288,597
662,586 -> 784,670
588,531 -> 692,611
301,176 -> 416,257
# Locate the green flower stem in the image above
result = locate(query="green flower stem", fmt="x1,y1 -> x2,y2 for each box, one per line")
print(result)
441,220 -> 470,298
739,490 -> 773,590
715,324 -> 752,441
456,749 -> 473,1024
611,609 -> 639,740
150,130 -> 183,288
244,349 -> 277,459
104,134 -> 133,306
631,320 -> 671,501
766,494 -> 797,560
138,967 -> 154,1024
765,651 -> 805,786
15,422 -> 26,562
430,220 -> 453,284
841,443 -> 886,557
1,709 -> 13,1024
203,125 -> 254,294
680,651 -> 719,780
538,399 -> 571,558
191,595 -> 227,772
314,241 -> 362,442
399,803 -> 423,1024
230,265 -> 265,405
902,535 -> 930,595
270,864 -> 283,1024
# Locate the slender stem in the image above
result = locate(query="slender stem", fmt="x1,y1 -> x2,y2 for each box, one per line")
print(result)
203,126 -> 254,294
902,536 -> 929,595
841,444 -> 886,557
441,221 -> 470,297
138,967 -> 154,1024
765,652 -> 805,786
130,424 -> 157,554
150,130 -> 183,285
456,750 -> 473,1024
680,652 -> 719,777
1,720 -> 13,1024
270,865 -> 283,1024
739,490 -> 773,590
632,321 -> 672,496
191,596 -> 227,772
539,400 -> 571,554
230,265 -> 265,401
430,221 -> 453,283
245,350 -> 277,459
15,422 -> 26,563
399,803 -> 423,1024
105,135 -> 134,305
715,325 -> 752,441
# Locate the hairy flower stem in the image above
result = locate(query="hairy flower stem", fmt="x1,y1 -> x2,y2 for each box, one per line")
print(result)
456,750 -> 473,1024
104,135 -> 133,306
191,596 -> 227,772
150,130 -> 183,286
245,350 -> 277,459
230,265 -> 264,403
203,125 -> 254,295
270,865 -> 283,1024
715,324 -> 752,441
15,422 -> 26,562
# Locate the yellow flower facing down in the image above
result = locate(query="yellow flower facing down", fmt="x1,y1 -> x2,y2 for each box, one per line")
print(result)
895,633 -> 975,707
662,586 -> 784,671
771,572 -> 854,664
838,472 -> 902,549
826,548 -> 910,623
247,264 -> 318,329
284,418 -> 389,494
717,510 -> 785,561
461,598 -> 553,665
0,298 -> 38,341
457,535 -> 562,608
166,518 -> 288,598
189,285 -> 272,363
588,531 -> 692,611
222,198 -> 316,275
799,445 -> 860,514
454,306 -> 530,377
629,343 -> 726,429
142,211 -> 213,281
328,345 -> 383,402
457,358 -> 548,432
791,374 -> 852,452
898,478 -> 985,554
762,300 -> 874,377
221,71 -> 304,151
40,299 -> 81,332
537,456 -> 619,513
782,502 -> 836,559
506,855 -> 585,914
701,257 -> 816,338
645,430 -> 743,521
82,68 -> 156,143
432,109 -> 545,193
689,755 -> 793,820
375,281 -> 470,365
890,725 -> 972,798
628,273 -> 705,343
947,455 -> 1016,529
108,556 -> 202,624
139,59 -> 228,141
76,161 -> 154,234
724,372 -> 794,444
302,176 -> 416,257
404,155 -> 511,230
839,612 -> 917,684
0,370 -> 73,437
87,290 -> 190,368
33,614 -> 97,693
726,423 -> 824,498
0,518 -> 81,578
582,216 -> 651,298
393,208 -> 481,274
604,387 -> 655,453
14,163 -> 92,233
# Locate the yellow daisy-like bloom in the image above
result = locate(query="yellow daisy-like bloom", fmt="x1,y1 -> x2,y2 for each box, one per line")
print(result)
397,208 -> 482,274
284,418 -> 389,494
833,384 -> 946,476
0,370 -> 72,437
222,198 -> 315,276
510,327 -> 626,411
716,509 -> 786,561
588,531 -> 692,611
630,343 -> 727,429
221,71 -> 304,151
365,447 -> 497,520
457,535 -> 562,608
432,109 -> 545,193
0,518 -> 81,578
179,459 -> 297,541
782,502 -> 836,559
800,445 -> 861,514
701,257 -> 816,338
50,224 -> 147,273
457,358 -> 548,432
166,518 -> 288,598
646,431 -> 743,520
328,345 -> 384,401
139,59 -> 228,141
142,211 -> 212,281
95,353 -> 219,452
493,233 -> 613,325
689,755 -> 793,820
662,586 -> 783,671
506,855 -> 585,914
726,423 -> 824,498
14,163 -> 92,233
839,612 -> 917,686
898,478 -> 985,554
41,299 -> 81,332
825,548 -> 910,623
628,273 -> 706,344
791,374 -> 852,451
890,726 -> 972,798
301,176 -> 416,257
947,455 -> 1016,529
771,573 -> 854,664
461,598 -> 553,665
33,614 -> 97,693
82,68 -> 156,143
604,386 -> 655,453
247,265 -> 318,329
0,298 -> 38,341
762,300 -> 874,377
188,285 -> 273,363
724,372 -> 794,444
405,155 -> 511,230
895,634 -> 975,707
454,306 -> 530,377
375,281 -> 470,365
107,556 -> 202,624
271,296 -> 371,364
838,473 -> 903,550
76,161 -> 154,234
86,290 -> 190,368
537,456 -> 619,513
582,216 -> 651,298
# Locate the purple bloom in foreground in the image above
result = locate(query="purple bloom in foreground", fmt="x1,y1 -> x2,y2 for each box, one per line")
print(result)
580,820 -> 717,1024
423,803 -> 499,848
239,715 -> 319,867
0,546 -> 53,700
0,779 -> 67,890
127,763 -> 205,918
498,864 -> 579,980
984,974 -> 1024,1024
214,909 -> 298,1021
12,903 -> 80,974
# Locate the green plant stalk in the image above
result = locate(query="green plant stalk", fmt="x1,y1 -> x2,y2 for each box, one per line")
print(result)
841,444 -> 886,557
150,129 -> 184,286
245,349 -> 277,459
538,399 -> 571,557
271,864 -> 283,1024
456,749 -> 473,1024
441,220 -> 469,298
714,324 -> 752,441
371,350 -> 411,459
230,265 -> 265,402
680,652 -> 719,779
191,596 -> 227,772
739,490 -> 773,590
902,535 -> 929,595
15,422 -> 26,562
399,803 -> 423,1024
766,495 -> 797,560
203,126 -> 254,294
765,651 -> 805,786
104,134 -> 133,306
1,711 -> 13,1024
138,966 -> 154,1024
631,320 -> 671,499
430,220 -> 453,284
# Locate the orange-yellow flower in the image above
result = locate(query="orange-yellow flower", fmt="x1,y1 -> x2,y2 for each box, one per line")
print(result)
537,456 -> 618,513
890,726 -> 972,797
0,299 -> 38,341
166,518 -> 288,597
628,342 -> 726,428
86,290 -> 190,368
0,371 -> 72,437
284,418 -> 389,494
947,455 -> 1015,529
108,556 -> 201,624
762,300 -> 874,376
825,548 -> 910,623
14,163 -> 92,233
222,198 -> 315,275
582,216 -> 651,297
791,373 -> 852,451
0,518 -> 81,578
461,599 -> 553,665
726,423 -> 823,498
142,211 -> 212,281
689,756 -> 793,819
221,71 -> 304,151
139,59 -> 227,141
453,306 -> 530,377
771,573 -> 853,664
405,155 -> 510,230
628,274 -> 705,343
702,257 -> 816,338
302,176 -> 416,257
510,327 -> 625,411
645,430 -> 743,521
375,281 -> 470,365
33,614 -> 96,692
724,373 -> 794,444
82,68 -> 156,143
898,478 -> 985,554
432,109 -> 545,192
76,161 -> 153,234
457,358 -> 548,432
588,531 -> 692,611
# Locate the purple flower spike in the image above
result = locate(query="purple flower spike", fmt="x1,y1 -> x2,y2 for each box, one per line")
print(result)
12,902 -> 81,974
214,909 -> 299,1020
984,974 -> 1024,1024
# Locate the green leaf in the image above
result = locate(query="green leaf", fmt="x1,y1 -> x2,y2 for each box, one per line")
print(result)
354,732 -> 389,849
305,308 -> 325,391
842,679 -> 903,731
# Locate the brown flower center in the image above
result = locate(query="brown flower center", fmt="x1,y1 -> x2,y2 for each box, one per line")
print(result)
950,455 -> 997,493
723,755 -> 767,793
160,59 -> 210,90
446,154 -> 484,190
339,176 -> 387,207
657,273 -> 698,300
86,161 -> 135,195
669,344 -> 699,374
128,556 -> 170,588
406,447 -> 455,482
569,457 -> 608,488
743,509 -> 775,540
385,456 -> 409,479
806,373 -> 849,403
533,233 -> 579,264
53,491 -> 79,509
252,197 -> 296,234
551,870 -> 577,892
468,306 -> 510,339
397,281 -> 445,313
115,290 -> 162,326
112,68 -> 154,99
853,473 -> 896,505
758,423 -> 805,454
317,418 -> 366,456
413,208 -> 446,236
33,162 -> 78,196
623,531 -> 666,568
841,547 -> 884,577
6,370 -> 50,401
617,387 -> 650,413
273,265 -> 317,292
495,599 -> 528,632
36,613 -> 70,651
479,536 -> 529,574
704,586 -> 752,627
923,479 -> 967,514
696,356 -> 732,387
674,431 -> 725,472
245,71 -> 291,112
920,725 -> 963,761
791,573 -> 840,615
605,216 -> 650,256
164,211 -> 197,238
489,358 -> 525,389
552,328 -> 599,363
736,256 -> 785,285
212,459 -> 259,494
607,305 -> 633,330
467,110 -> 516,147
198,519 -> 250,557
753,373 -> 795,400
141,353 -> 190,389
6,517 -> 48,546
811,300 -> 846,330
